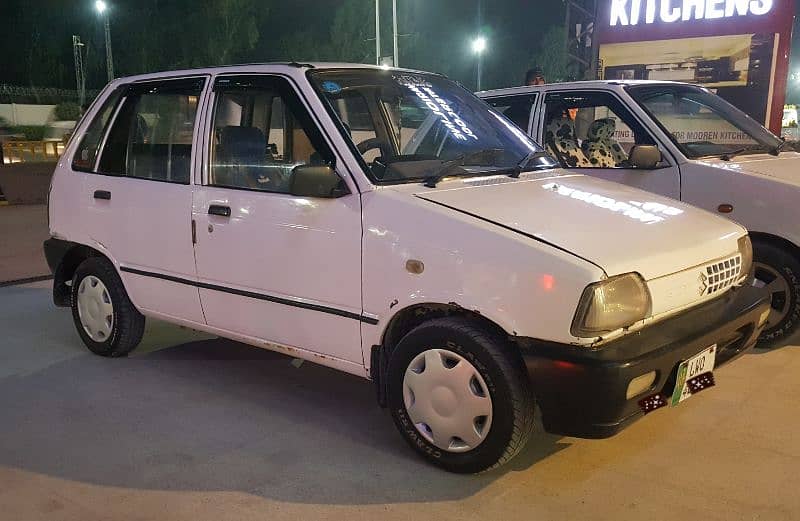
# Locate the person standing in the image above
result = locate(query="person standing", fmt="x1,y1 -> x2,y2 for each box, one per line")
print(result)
525,66 -> 545,86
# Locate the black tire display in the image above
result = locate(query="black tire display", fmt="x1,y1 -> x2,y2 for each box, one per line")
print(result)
70,256 -> 145,357
753,240 -> 800,348
387,316 -> 534,473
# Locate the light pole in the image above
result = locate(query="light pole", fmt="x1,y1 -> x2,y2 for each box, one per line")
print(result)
95,0 -> 114,82
472,36 -> 487,91
375,0 -> 381,65
392,0 -> 399,67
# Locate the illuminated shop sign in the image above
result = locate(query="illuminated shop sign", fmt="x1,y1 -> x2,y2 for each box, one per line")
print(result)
610,0 -> 773,26
397,75 -> 478,141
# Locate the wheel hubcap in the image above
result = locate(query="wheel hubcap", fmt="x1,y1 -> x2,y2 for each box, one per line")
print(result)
753,262 -> 791,330
77,276 -> 114,342
402,349 -> 493,453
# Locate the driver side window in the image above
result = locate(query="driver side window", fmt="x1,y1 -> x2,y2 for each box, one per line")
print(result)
210,78 -> 333,193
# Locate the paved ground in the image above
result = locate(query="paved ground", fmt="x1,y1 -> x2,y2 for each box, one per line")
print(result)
1,281 -> 799,521
0,204 -> 49,283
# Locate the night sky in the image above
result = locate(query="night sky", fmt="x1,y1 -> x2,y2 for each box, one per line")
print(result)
1,1 -> 799,100
0,0 -> 563,92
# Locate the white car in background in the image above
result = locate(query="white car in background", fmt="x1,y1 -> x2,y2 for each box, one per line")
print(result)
480,81 -> 800,346
45,64 -> 769,473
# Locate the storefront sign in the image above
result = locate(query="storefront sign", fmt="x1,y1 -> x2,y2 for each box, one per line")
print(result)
598,0 -> 793,133
610,0 -> 774,26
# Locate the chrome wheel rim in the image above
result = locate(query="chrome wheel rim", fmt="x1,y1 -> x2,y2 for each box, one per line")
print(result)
402,349 -> 493,453
753,262 -> 791,330
77,276 -> 114,342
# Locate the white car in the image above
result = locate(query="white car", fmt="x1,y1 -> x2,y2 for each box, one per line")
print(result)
479,80 -> 800,347
46,64 -> 769,473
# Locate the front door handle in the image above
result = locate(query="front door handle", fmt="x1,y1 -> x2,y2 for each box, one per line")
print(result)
93,190 -> 111,200
208,205 -> 231,217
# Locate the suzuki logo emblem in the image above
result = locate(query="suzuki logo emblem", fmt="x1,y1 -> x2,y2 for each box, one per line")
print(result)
698,273 -> 708,295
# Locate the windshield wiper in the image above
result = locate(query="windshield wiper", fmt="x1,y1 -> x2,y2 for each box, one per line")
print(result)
770,140 -> 790,156
423,148 -> 504,188
721,144 -> 778,161
507,151 -> 557,178
720,147 -> 749,161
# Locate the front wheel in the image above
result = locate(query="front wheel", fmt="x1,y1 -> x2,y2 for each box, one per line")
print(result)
387,317 -> 534,473
753,241 -> 800,348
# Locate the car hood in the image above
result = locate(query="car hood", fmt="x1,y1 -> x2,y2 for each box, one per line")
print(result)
414,173 -> 744,280
699,152 -> 800,185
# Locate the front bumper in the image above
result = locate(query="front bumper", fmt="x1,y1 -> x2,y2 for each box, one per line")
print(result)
517,284 -> 770,439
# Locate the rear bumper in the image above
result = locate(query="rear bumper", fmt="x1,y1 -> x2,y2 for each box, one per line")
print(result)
517,284 -> 770,439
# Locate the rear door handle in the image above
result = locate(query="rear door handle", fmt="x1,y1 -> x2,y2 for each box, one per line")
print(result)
208,205 -> 231,217
93,190 -> 111,200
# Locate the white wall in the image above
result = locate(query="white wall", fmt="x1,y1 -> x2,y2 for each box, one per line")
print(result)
0,104 -> 56,126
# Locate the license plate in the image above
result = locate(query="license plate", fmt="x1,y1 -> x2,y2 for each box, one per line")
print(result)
670,345 -> 717,406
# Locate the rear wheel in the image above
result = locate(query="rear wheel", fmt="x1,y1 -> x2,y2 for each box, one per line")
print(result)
71,257 -> 145,357
387,316 -> 534,473
752,240 -> 800,348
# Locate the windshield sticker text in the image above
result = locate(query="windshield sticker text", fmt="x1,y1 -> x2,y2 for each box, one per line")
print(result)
404,83 -> 478,142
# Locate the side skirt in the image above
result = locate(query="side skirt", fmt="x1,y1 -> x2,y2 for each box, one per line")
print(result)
135,306 -> 369,379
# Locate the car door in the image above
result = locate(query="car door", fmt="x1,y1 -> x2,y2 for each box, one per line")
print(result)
539,89 -> 681,200
192,74 -> 364,365
79,77 -> 207,324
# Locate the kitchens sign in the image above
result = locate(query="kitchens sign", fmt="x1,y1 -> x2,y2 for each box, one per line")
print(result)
610,0 -> 774,25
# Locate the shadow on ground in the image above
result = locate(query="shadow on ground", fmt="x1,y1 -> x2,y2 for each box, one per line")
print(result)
0,284 -> 569,505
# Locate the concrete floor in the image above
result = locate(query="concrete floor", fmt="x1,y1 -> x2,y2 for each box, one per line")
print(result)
0,204 -> 49,283
1,281 -> 799,521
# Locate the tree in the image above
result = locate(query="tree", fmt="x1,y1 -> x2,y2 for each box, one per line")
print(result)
328,0 -> 374,63
529,25 -> 570,83
191,0 -> 264,66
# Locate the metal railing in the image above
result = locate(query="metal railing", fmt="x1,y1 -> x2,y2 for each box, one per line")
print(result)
0,84 -> 100,105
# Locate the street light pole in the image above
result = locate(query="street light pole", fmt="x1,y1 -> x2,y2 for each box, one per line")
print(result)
95,1 -> 114,82
375,0 -> 381,66
474,0 -> 483,90
477,53 -> 482,91
392,0 -> 399,67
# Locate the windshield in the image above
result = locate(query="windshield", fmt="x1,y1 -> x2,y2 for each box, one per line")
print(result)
627,84 -> 782,159
309,69 -> 556,184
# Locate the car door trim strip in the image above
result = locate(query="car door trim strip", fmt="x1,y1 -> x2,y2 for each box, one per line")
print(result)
119,266 -> 379,325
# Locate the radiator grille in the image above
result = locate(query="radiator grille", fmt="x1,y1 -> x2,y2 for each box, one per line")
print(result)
702,254 -> 743,296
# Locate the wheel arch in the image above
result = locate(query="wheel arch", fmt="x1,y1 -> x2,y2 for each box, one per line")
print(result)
370,302 -> 519,407
749,231 -> 800,259
50,241 -> 110,307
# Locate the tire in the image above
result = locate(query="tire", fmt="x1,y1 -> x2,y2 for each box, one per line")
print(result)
753,240 -> 800,348
386,316 -> 534,473
70,256 -> 145,357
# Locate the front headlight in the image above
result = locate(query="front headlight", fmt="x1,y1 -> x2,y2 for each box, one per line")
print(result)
738,234 -> 753,278
571,273 -> 652,338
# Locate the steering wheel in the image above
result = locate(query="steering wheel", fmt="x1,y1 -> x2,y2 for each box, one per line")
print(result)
356,137 -> 391,158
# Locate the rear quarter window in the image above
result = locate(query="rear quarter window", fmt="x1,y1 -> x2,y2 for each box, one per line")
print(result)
71,89 -> 122,171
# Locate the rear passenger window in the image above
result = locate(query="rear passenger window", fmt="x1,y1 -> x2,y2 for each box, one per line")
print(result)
485,94 -> 536,132
72,88 -> 122,171
97,78 -> 204,183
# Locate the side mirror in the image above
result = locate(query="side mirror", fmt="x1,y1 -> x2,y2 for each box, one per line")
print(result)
628,145 -> 662,170
289,164 -> 349,198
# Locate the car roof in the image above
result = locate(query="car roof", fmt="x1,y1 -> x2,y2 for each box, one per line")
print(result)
477,79 -> 698,98
107,62 -> 441,85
